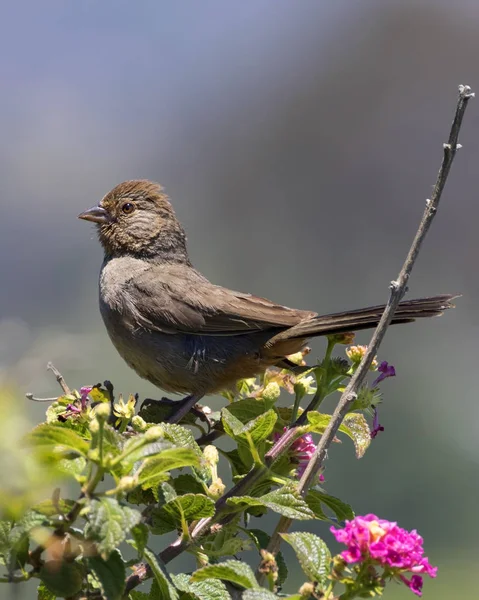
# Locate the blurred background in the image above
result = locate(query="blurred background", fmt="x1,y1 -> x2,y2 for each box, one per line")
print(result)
0,1 -> 478,597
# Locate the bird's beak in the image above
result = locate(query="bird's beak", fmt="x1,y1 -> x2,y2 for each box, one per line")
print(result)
78,206 -> 110,224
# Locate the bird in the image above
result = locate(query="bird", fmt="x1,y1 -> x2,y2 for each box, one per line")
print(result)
78,180 -> 455,423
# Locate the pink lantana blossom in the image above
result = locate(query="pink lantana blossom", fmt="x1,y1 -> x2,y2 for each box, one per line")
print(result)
331,514 -> 437,596
274,429 -> 324,482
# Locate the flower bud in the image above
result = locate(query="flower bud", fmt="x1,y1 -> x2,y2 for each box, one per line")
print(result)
261,381 -> 280,402
294,375 -> 316,399
94,402 -> 111,421
298,582 -> 315,597
203,445 -> 219,468
131,415 -> 147,432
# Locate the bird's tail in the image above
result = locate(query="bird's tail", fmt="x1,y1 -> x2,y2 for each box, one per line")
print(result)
269,294 -> 457,343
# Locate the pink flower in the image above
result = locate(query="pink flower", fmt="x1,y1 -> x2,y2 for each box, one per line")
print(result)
274,429 -> 324,482
331,514 -> 437,596
80,386 -> 93,409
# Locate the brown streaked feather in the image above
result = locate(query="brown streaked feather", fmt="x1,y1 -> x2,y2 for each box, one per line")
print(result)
128,263 -> 314,335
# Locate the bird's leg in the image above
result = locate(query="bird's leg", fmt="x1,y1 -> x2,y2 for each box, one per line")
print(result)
140,394 -> 204,424
166,394 -> 204,424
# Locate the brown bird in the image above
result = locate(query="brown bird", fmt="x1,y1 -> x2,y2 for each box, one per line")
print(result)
79,180 -> 455,423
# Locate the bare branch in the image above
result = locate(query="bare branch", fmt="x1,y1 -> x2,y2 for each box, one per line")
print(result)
260,84 -> 474,564
47,362 -> 71,395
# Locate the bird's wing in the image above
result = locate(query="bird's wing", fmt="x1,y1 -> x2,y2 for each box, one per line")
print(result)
127,264 -> 315,335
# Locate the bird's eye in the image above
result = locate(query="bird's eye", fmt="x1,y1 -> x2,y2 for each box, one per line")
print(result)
121,201 -> 135,215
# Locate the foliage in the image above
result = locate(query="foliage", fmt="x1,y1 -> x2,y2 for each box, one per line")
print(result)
0,340 -> 436,599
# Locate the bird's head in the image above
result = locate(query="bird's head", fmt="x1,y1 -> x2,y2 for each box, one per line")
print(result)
78,180 -> 189,261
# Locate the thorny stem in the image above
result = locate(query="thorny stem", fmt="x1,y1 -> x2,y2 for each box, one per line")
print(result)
258,84 -> 474,569
124,85 -> 474,596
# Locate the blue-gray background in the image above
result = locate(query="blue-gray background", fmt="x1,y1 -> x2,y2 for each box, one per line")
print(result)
1,1 -> 478,598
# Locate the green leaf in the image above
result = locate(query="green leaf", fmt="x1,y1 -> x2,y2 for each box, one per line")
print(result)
55,456 -> 87,479
311,491 -> 354,522
85,497 -> 141,557
25,423 -> 89,457
37,582 -> 56,600
221,409 -> 244,438
39,560 -> 84,597
242,591 -> 278,600
129,523 -> 149,557
227,485 -> 315,520
137,448 -> 201,491
304,490 -> 329,521
246,529 -> 287,586
151,494 -> 215,534
87,550 -> 126,600
161,423 -> 210,481
306,412 -> 370,458
173,473 -> 206,496
222,409 -> 277,444
172,573 -> 230,600
191,559 -> 259,589
143,547 -> 179,600
226,398 -> 272,423
129,592 -> 150,600
5,510 -> 49,570
118,438 -> 174,475
157,482 -> 177,504
281,531 -> 331,589
342,413 -> 371,458
0,520 -> 12,564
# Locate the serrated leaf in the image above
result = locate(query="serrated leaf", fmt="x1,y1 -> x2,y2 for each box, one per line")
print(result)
281,531 -> 331,589
221,409 -> 245,438
311,491 -> 354,522
160,423 -> 210,481
56,456 -> 87,479
129,523 -> 149,557
246,529 -> 288,586
118,438 -> 174,475
226,398 -> 272,424
143,547 -> 179,600
37,581 -> 56,600
25,423 -> 89,457
306,412 -> 370,458
304,490 -> 329,521
243,591 -> 278,600
102,424 -> 124,454
227,485 -> 315,520
173,473 -> 206,496
151,494 -> 215,534
85,497 -> 141,557
87,549 -> 126,600
172,573 -> 231,600
222,409 -> 277,444
137,448 -> 201,491
157,482 -> 177,504
39,560 -> 84,597
191,559 -> 259,589
0,521 -> 13,567
342,413 -> 371,458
